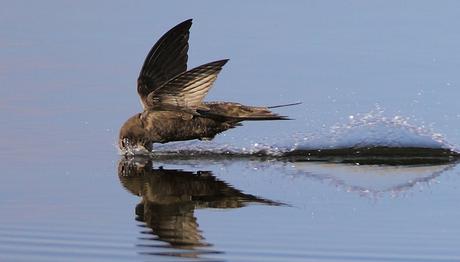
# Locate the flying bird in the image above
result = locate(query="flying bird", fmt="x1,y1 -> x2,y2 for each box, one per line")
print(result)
119,19 -> 298,154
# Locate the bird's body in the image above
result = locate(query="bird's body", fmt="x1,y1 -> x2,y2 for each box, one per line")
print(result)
119,19 -> 298,153
140,108 -> 236,144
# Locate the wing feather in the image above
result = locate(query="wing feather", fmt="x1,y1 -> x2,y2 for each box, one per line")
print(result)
146,59 -> 229,112
137,19 -> 192,108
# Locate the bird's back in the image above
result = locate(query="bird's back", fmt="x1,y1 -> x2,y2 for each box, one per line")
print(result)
142,110 -> 238,143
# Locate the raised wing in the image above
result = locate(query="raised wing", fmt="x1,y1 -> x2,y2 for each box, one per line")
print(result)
146,59 -> 229,112
137,19 -> 192,108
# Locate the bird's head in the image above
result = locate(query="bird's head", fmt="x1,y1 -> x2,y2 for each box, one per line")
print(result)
119,113 -> 152,154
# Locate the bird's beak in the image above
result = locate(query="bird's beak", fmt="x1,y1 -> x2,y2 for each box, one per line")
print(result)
119,138 -> 151,155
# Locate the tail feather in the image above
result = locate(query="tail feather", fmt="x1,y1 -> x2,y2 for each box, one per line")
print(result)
233,114 -> 291,121
202,102 -> 295,121
268,102 -> 302,109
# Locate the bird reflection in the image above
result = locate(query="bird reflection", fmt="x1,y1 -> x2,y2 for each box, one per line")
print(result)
118,157 -> 281,258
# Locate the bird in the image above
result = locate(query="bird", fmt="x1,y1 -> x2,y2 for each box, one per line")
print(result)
119,19 -> 299,154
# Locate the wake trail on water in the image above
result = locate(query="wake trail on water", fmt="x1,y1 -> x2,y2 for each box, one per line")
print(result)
123,110 -> 460,165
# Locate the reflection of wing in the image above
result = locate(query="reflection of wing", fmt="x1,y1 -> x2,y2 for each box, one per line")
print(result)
145,60 -> 228,112
137,19 -> 192,108
138,202 -> 205,248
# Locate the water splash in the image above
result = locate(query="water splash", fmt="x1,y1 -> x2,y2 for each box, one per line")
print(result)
154,140 -> 287,156
321,108 -> 451,149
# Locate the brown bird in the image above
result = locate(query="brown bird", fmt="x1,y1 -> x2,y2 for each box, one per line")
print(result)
119,19 -> 298,154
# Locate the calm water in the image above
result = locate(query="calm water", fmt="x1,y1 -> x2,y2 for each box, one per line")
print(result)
1,1 -> 460,261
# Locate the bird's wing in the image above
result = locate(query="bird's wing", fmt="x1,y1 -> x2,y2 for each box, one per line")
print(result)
145,59 -> 228,113
137,19 -> 192,108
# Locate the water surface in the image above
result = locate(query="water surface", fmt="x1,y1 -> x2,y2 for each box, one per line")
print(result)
1,1 -> 460,261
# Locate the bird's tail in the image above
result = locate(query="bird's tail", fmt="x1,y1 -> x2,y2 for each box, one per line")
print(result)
201,102 -> 300,121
